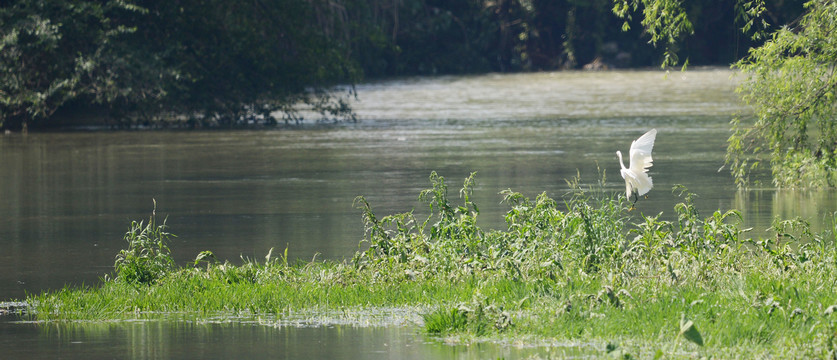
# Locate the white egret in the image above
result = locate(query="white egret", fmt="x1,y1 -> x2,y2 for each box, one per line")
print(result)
616,129 -> 657,205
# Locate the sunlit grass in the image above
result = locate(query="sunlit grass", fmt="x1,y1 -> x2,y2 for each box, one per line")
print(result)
26,171 -> 837,358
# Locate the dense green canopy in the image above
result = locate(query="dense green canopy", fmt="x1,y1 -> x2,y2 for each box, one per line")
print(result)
0,0 -> 358,129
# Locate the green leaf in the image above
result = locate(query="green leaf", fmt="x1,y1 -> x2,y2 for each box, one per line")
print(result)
679,313 -> 704,346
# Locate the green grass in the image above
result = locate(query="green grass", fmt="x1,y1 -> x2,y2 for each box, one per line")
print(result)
26,171 -> 837,358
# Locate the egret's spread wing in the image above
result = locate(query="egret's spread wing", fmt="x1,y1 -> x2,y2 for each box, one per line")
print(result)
628,129 -> 656,196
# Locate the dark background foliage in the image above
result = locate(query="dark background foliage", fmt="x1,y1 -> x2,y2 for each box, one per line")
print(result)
0,0 -> 805,129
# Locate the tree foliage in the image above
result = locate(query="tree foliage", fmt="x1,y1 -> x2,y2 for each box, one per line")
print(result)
0,1 -> 153,129
0,0 -> 813,131
321,0 -> 659,76
614,0 -> 833,188
0,0 -> 358,129
612,0 -> 694,68
728,0 -> 837,188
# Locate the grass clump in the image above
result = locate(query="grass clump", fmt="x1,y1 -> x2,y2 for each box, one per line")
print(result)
26,171 -> 837,358
113,200 -> 175,286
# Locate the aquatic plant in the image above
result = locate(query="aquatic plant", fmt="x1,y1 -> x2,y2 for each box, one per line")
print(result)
26,172 -> 837,358
113,200 -> 175,285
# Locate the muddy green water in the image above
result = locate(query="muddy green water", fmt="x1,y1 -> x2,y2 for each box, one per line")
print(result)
1,68 -> 835,358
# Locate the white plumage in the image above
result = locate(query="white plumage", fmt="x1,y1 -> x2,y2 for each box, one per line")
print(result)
616,129 -> 657,201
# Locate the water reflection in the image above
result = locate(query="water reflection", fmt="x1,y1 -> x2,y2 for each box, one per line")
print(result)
734,189 -> 837,236
1,316 -> 578,360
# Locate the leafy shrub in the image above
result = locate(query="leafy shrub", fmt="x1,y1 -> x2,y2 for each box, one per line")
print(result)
728,0 -> 837,188
354,171 -> 759,286
354,171 -> 632,279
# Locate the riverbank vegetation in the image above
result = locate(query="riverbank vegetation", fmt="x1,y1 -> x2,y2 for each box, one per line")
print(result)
0,0 -> 359,130
1,0 -> 807,131
727,0 -> 837,188
616,0 -> 837,188
28,172 -> 837,358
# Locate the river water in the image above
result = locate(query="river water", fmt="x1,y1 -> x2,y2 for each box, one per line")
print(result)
1,68 -> 835,358
0,316 -> 578,359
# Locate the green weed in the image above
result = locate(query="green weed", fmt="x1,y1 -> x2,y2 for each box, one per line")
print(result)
113,200 -> 175,286
25,172 -> 837,358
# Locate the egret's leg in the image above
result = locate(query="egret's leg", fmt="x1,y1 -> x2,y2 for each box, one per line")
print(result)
628,192 -> 638,211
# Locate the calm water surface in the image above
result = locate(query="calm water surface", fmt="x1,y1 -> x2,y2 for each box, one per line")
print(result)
0,314 -> 579,360
1,68 -> 835,358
